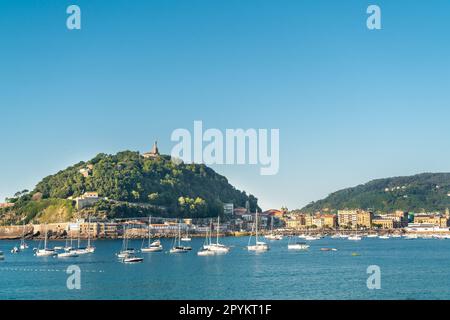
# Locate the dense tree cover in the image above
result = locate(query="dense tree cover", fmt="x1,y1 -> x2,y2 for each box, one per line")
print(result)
29,151 -> 258,218
301,173 -> 450,213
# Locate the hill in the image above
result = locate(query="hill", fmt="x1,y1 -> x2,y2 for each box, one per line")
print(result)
1,151 -> 258,224
300,173 -> 450,213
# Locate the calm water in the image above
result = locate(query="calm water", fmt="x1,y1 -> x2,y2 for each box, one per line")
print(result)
1,236 -> 450,300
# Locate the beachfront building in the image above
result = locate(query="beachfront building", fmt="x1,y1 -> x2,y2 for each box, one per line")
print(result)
413,214 -> 449,227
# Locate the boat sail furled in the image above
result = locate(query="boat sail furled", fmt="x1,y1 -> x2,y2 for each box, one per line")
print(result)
247,211 -> 269,252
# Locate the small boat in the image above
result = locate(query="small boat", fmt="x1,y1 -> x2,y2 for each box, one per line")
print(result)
53,246 -> 64,250
404,234 -> 418,240
366,234 -> 378,238
11,246 -> 20,254
320,248 -> 338,252
379,235 -> 390,239
330,234 -> 341,239
117,225 -> 137,258
351,252 -> 361,256
288,242 -> 310,250
181,237 -> 192,242
305,235 -> 320,241
18,223 -> 29,251
348,236 -> 362,241
57,250 -> 79,258
391,234 -> 402,238
247,211 -> 269,252
170,246 -> 190,254
122,255 -> 144,263
265,219 -> 283,240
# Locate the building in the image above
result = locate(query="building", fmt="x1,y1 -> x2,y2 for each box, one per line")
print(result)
0,203 -> 15,208
75,192 -> 100,210
143,141 -> 160,159
337,209 -> 373,229
372,218 -> 395,229
414,214 -> 449,228
405,223 -> 450,233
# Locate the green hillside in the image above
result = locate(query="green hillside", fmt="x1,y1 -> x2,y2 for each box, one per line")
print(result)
1,151 -> 258,224
301,173 -> 450,213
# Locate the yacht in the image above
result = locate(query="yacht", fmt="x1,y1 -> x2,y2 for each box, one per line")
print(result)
265,218 -> 283,240
170,220 -> 191,254
35,224 -> 57,257
206,217 -> 230,254
247,211 -> 269,252
122,254 -> 144,263
287,237 -> 310,250
117,225 -> 136,258
141,217 -> 163,253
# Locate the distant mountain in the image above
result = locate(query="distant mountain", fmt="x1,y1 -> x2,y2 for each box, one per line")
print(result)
301,173 -> 450,213
0,151 -> 258,224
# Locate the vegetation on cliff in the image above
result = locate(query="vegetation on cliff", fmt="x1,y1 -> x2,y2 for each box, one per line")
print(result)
301,173 -> 450,213
0,151 -> 258,224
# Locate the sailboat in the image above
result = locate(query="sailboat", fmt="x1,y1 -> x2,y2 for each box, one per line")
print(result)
35,224 -> 57,257
205,216 -> 230,254
247,211 -> 269,252
141,216 -> 163,253
170,220 -> 191,253
181,224 -> 192,242
58,233 -> 78,258
348,227 -> 362,241
75,217 -> 95,254
19,222 -> 28,250
287,236 -> 309,250
117,225 -> 136,258
198,223 -> 215,256
265,217 -> 283,240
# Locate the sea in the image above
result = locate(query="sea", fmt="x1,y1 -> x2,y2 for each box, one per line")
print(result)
1,236 -> 450,300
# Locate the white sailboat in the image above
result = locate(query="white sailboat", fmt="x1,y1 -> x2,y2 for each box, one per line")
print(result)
19,222 -> 28,250
206,216 -> 230,254
247,211 -> 269,252
181,224 -> 192,242
75,217 -> 95,254
265,218 -> 283,240
288,236 -> 309,250
348,228 -> 362,241
117,225 -> 136,258
170,220 -> 191,253
141,216 -> 163,253
35,224 -> 57,257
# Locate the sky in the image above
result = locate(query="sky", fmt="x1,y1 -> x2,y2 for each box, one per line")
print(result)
0,0 -> 449,210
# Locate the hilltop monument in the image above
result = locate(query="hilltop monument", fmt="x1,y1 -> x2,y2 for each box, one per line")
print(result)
143,141 -> 160,159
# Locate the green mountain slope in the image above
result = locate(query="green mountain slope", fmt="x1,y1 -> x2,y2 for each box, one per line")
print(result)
301,173 -> 450,213
1,151 -> 258,223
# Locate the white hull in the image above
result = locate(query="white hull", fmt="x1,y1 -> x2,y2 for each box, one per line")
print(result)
197,249 -> 215,256
35,249 -> 57,257
58,251 -> 79,258
247,244 -> 269,251
141,246 -> 163,252
288,244 -> 309,250
170,248 -> 189,254
348,236 -> 362,241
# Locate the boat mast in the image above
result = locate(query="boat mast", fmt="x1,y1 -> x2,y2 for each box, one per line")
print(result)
87,216 -> 91,248
44,224 -> 48,250
216,216 -> 220,245
148,216 -> 152,247
255,210 -> 259,243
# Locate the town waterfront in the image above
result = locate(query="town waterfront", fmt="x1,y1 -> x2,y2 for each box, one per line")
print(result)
2,236 -> 450,300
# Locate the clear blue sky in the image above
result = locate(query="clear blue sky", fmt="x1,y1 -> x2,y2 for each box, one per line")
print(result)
1,0 -> 449,210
